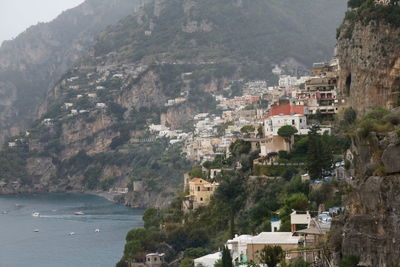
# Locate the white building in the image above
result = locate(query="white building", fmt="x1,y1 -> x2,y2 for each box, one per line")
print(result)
8,142 -> 16,147
226,235 -> 254,264
264,114 -> 308,136
64,103 -> 73,109
194,252 -> 221,267
96,103 -> 107,108
271,218 -> 281,232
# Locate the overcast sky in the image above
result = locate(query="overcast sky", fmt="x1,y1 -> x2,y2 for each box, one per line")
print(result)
0,0 -> 85,45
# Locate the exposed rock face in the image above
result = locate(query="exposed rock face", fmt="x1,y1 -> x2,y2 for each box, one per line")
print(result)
161,103 -> 197,129
118,69 -> 166,109
382,144 -> 400,174
332,175 -> 400,266
125,190 -> 176,209
337,21 -> 400,116
331,129 -> 400,266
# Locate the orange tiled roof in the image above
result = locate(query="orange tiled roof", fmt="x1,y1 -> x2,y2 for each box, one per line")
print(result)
265,103 -> 305,118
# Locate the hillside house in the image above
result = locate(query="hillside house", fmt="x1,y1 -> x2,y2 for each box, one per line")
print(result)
246,232 -> 302,264
264,114 -> 308,136
182,178 -> 219,211
290,210 -> 311,232
96,103 -> 107,108
64,103 -> 73,109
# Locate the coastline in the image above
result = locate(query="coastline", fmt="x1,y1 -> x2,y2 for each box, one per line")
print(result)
0,190 -> 128,206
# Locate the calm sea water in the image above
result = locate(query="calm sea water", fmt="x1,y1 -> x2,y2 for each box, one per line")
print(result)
0,193 -> 144,267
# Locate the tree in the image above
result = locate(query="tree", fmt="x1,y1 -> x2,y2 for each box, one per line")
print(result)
180,258 -> 194,267
221,246 -> 233,267
143,208 -> 161,229
340,255 -> 360,267
215,174 -> 246,238
282,260 -> 310,267
343,107 -> 357,125
241,125 -> 256,137
184,248 -> 211,259
306,125 -> 333,179
258,245 -> 283,267
278,125 -> 298,148
230,140 -> 251,158
257,125 -> 264,138
348,0 -> 365,8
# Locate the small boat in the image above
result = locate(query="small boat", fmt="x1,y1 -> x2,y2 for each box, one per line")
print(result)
33,229 -> 39,232
95,228 -> 100,233
69,232 -> 75,236
32,212 -> 40,217
74,211 -> 85,216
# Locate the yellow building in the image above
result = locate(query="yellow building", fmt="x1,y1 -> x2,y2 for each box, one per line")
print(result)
183,178 -> 219,211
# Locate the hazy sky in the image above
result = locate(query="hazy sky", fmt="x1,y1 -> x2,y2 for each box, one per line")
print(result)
0,0 -> 85,45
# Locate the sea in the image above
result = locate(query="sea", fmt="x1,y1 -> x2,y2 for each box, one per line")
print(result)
0,193 -> 144,267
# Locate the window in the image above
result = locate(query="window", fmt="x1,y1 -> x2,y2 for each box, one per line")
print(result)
197,186 -> 200,191
200,198 -> 203,201
292,120 -> 295,125
154,258 -> 157,261
300,119 -> 302,123
147,258 -> 150,262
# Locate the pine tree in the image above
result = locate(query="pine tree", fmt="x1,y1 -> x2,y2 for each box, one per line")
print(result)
221,246 -> 233,267
306,125 -> 333,179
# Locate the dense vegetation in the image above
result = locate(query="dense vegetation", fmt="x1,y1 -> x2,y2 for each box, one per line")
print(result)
338,0 -> 400,39
95,0 -> 345,78
117,119 -> 352,266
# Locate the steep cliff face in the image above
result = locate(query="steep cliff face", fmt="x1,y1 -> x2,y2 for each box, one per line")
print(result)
0,0 -> 139,144
337,19 -> 400,116
330,114 -> 400,265
332,175 -> 400,266
331,4 -> 400,264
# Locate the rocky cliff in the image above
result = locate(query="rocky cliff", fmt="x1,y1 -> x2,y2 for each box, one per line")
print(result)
331,124 -> 400,266
331,3 -> 400,265
0,0 -> 139,144
337,7 -> 400,116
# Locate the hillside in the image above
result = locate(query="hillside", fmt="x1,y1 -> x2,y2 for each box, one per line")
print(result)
0,0 -> 139,144
0,0 -> 346,207
92,0 -> 346,67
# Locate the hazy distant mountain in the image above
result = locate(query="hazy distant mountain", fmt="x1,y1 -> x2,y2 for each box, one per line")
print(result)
92,0 -> 346,68
0,0 -> 139,143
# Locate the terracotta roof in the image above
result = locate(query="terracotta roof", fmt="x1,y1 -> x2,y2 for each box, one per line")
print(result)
266,103 -> 305,118
191,178 -> 204,183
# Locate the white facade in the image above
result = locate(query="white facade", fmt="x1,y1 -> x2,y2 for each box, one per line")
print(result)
290,211 -> 311,226
96,103 -> 107,108
194,252 -> 221,267
264,114 -> 307,136
226,234 -> 254,263
271,219 -> 281,232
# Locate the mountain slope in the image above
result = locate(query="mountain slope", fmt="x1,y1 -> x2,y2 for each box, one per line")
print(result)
93,0 -> 346,67
0,0 -> 139,143
0,0 -> 347,207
